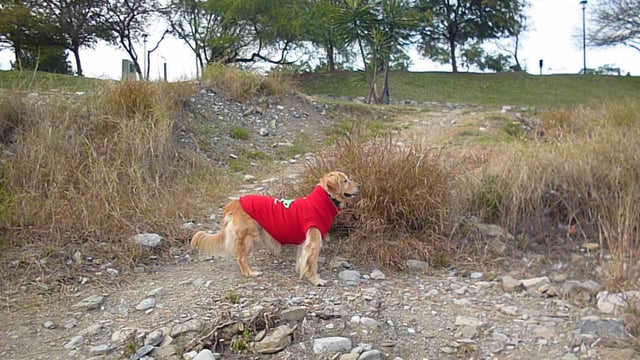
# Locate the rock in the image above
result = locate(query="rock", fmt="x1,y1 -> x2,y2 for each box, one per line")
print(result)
193,349 -> 216,360
129,344 -> 155,360
192,278 -> 206,287
313,337 -> 352,354
351,315 -> 361,324
339,270 -> 361,284
243,174 -> 256,182
578,318 -> 626,340
455,316 -> 483,327
457,325 -> 478,339
259,128 -> 269,136
78,323 -> 103,337
501,276 -> 523,292
370,269 -> 386,280
280,307 -> 307,322
155,345 -> 177,359
360,317 -> 378,327
71,295 -> 105,310
359,350 -> 382,360
521,276 -> 550,291
475,223 -> 514,240
136,298 -> 156,311
550,273 -> 569,282
340,354 -> 359,360
130,233 -> 163,247
171,319 -> 203,337
596,290 -> 640,315
182,221 -> 196,229
253,325 -> 293,354
497,305 -> 519,316
63,335 -> 84,350
106,268 -> 119,277
532,325 -> 556,339
88,344 -> 112,356
43,320 -> 56,329
561,354 -> 579,360
406,260 -> 429,273
147,287 -> 166,298
145,329 -> 164,346
112,328 -> 136,344
183,350 -> 198,360
470,272 -> 484,279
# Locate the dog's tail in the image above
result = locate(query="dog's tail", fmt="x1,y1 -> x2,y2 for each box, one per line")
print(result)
190,230 -> 226,254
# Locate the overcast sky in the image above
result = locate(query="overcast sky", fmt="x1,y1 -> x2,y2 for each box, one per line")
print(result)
1,0 -> 638,80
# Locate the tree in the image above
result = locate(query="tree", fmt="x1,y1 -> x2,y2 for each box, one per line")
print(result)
12,45 -> 73,74
100,0 -> 156,79
589,0 -> 640,52
0,1 -> 48,68
33,0 -> 106,76
416,0 -> 526,72
305,0 -> 345,72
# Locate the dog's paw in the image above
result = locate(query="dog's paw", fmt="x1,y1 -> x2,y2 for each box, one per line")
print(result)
248,270 -> 263,277
311,278 -> 327,286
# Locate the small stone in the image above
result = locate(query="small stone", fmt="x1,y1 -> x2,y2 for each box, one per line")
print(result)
521,276 -> 551,290
532,325 -> 556,339
129,344 -> 155,360
458,325 -> 478,339
43,320 -> 56,329
183,350 -> 198,360
351,315 -> 361,324
497,305 -> 519,316
596,290 -> 640,315
78,323 -> 102,337
470,272 -> 484,279
193,349 -> 216,360
280,307 -> 307,322
253,325 -> 293,354
340,354 -> 359,360
501,276 -> 523,292
63,335 -> 84,350
455,316 -> 483,327
243,174 -> 256,182
71,295 -> 105,311
182,221 -> 196,229
259,128 -> 269,136
147,287 -> 166,298
89,344 -> 112,356
550,273 -> 569,282
106,268 -> 119,277
112,328 -> 135,344
406,260 -> 429,273
136,298 -> 156,311
370,269 -> 386,280
359,350 -> 382,360
129,233 -> 163,247
171,319 -> 203,337
578,318 -> 626,340
313,337 -> 352,354
441,346 -> 457,354
360,317 -> 378,327
339,270 -> 361,284
145,329 -> 164,346
192,278 -> 206,287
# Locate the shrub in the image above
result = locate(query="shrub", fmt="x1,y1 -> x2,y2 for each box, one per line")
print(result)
202,63 -> 294,101
476,102 -> 640,287
291,133 -> 454,270
0,81 -> 234,289
230,126 -> 249,140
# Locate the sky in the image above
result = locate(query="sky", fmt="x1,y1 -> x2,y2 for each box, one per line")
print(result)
1,0 -> 638,80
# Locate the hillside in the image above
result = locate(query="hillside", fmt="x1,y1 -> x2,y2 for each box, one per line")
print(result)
297,71 -> 640,107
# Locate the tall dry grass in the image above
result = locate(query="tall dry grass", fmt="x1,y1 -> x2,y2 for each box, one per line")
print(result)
202,63 -> 295,101
470,102 -> 640,288
0,81 -> 232,288
292,133 -> 454,270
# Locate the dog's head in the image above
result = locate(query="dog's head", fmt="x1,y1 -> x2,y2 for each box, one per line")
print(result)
320,171 -> 360,205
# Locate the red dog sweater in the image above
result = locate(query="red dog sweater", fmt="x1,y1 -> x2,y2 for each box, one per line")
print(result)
239,186 -> 339,245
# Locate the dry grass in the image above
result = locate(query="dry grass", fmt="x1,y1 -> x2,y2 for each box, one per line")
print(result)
290,132 -> 454,270
0,81 -> 233,290
468,102 -> 640,288
202,64 -> 295,101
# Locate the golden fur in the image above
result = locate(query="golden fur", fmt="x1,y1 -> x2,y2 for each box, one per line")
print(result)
190,171 -> 360,286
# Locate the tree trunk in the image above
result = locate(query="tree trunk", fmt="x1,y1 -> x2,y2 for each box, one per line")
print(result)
513,35 -> 521,71
326,44 -> 335,72
382,59 -> 390,104
72,46 -> 83,76
449,39 -> 458,73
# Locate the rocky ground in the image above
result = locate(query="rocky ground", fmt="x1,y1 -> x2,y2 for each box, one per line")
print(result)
1,92 -> 639,360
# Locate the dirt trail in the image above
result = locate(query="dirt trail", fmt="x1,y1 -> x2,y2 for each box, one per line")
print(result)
1,105 -> 637,360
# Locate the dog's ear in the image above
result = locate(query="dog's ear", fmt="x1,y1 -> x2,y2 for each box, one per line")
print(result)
321,173 -> 340,195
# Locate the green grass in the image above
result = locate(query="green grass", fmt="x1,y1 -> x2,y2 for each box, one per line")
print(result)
0,70 -> 108,92
230,126 -> 250,140
298,71 -> 640,107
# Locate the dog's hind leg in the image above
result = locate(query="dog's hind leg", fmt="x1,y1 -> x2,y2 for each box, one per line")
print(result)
235,227 -> 262,277
298,228 -> 326,286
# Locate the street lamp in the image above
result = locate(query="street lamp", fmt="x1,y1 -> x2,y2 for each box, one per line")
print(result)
142,34 -> 148,80
580,0 -> 587,74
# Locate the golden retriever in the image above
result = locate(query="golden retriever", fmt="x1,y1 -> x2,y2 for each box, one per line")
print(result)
190,171 -> 360,286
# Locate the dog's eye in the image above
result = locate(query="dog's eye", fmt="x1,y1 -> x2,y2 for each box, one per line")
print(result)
343,179 -> 348,183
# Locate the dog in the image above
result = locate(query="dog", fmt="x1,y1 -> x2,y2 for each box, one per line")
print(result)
190,171 -> 360,286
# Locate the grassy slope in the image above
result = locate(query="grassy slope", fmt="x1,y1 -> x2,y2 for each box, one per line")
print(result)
298,71 -> 640,107
0,70 -> 108,91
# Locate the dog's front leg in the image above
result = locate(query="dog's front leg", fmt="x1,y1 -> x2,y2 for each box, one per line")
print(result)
298,228 -> 327,286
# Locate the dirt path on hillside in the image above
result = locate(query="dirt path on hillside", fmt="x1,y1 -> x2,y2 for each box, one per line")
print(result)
1,105 -> 638,360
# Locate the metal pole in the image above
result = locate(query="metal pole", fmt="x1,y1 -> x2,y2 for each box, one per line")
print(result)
142,34 -> 148,80
164,63 -> 167,82
580,1 -> 587,74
